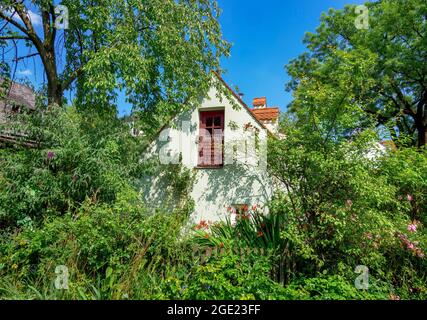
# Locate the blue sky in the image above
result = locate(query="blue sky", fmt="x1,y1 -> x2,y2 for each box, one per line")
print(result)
7,0 -> 366,115
218,0 -> 366,112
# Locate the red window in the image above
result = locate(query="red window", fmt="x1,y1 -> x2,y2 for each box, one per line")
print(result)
198,110 -> 224,167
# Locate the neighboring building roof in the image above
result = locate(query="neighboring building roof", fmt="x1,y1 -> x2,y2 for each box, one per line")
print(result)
0,81 -> 37,148
251,107 -> 280,121
380,140 -> 397,151
0,81 -> 36,110
253,97 -> 267,107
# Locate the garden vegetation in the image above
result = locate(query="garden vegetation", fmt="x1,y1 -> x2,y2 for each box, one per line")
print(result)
0,0 -> 426,300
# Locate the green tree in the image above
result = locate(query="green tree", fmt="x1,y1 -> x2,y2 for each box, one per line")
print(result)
286,0 -> 427,147
0,0 -> 229,116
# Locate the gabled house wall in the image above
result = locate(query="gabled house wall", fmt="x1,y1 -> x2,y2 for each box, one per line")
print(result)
141,77 -> 276,224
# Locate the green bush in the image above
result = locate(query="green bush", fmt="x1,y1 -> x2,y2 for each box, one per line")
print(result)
265,113 -> 427,298
0,188 -> 193,300
0,107 -> 145,229
158,244 -> 287,300
281,274 -> 391,300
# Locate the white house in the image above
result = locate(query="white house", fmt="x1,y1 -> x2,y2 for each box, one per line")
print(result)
141,73 -> 280,224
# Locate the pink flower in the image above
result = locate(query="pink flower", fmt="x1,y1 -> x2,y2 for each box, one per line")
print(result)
407,194 -> 413,202
252,204 -> 257,211
407,243 -> 414,250
407,224 -> 417,233
47,151 -> 55,160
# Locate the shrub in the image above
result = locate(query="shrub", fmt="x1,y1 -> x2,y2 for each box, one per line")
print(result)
0,107 -> 145,229
281,273 -> 391,300
159,244 -> 287,300
0,188 -> 193,299
265,114 -> 427,297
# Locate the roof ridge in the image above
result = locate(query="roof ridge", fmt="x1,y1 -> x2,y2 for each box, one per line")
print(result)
213,71 -> 271,133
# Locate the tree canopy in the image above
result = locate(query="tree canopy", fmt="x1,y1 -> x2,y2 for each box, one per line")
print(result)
0,0 -> 230,125
286,0 -> 427,147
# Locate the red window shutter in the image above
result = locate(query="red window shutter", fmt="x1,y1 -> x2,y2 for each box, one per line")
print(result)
198,110 -> 224,167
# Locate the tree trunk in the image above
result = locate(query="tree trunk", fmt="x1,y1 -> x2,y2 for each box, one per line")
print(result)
43,49 -> 63,108
418,125 -> 427,148
415,92 -> 427,148
47,81 -> 63,108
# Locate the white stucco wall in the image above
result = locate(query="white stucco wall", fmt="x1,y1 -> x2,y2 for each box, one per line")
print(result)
260,119 -> 279,134
141,83 -> 275,225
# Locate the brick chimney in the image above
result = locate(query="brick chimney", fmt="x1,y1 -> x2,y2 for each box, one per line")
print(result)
250,96 -> 280,133
252,97 -> 267,109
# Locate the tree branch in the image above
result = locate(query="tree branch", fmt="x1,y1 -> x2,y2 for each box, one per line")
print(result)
390,80 -> 416,118
13,52 -> 39,61
62,67 -> 84,90
41,6 -> 51,46
13,5 -> 44,51
49,3 -> 56,46
0,9 -> 29,36
0,35 -> 29,40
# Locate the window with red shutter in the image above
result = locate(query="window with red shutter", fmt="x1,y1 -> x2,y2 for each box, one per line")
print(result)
198,110 -> 224,167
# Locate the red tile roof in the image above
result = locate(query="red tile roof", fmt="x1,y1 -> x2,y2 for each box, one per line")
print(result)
253,97 -> 267,107
380,140 -> 397,151
251,107 -> 279,121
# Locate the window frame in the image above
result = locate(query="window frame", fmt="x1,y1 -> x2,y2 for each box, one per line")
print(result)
197,110 -> 225,168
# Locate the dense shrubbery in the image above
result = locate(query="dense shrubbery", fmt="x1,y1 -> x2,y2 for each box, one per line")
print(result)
1,0 -> 426,301
0,107 -> 145,229
0,107 -> 281,300
189,111 -> 426,299
0,104 -> 426,300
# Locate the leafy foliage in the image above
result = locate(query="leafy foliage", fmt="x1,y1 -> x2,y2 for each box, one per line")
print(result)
1,0 -> 230,115
286,0 -> 427,146
1,0 -> 426,301
0,107 -> 144,228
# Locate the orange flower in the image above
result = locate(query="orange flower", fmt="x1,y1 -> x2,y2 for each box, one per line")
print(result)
257,231 -> 264,237
195,220 -> 209,230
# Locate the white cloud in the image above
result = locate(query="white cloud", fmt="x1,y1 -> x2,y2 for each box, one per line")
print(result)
3,8 -> 42,27
27,10 -> 42,26
17,69 -> 32,76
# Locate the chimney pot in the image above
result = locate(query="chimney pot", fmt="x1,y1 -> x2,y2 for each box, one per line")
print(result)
252,97 -> 267,109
